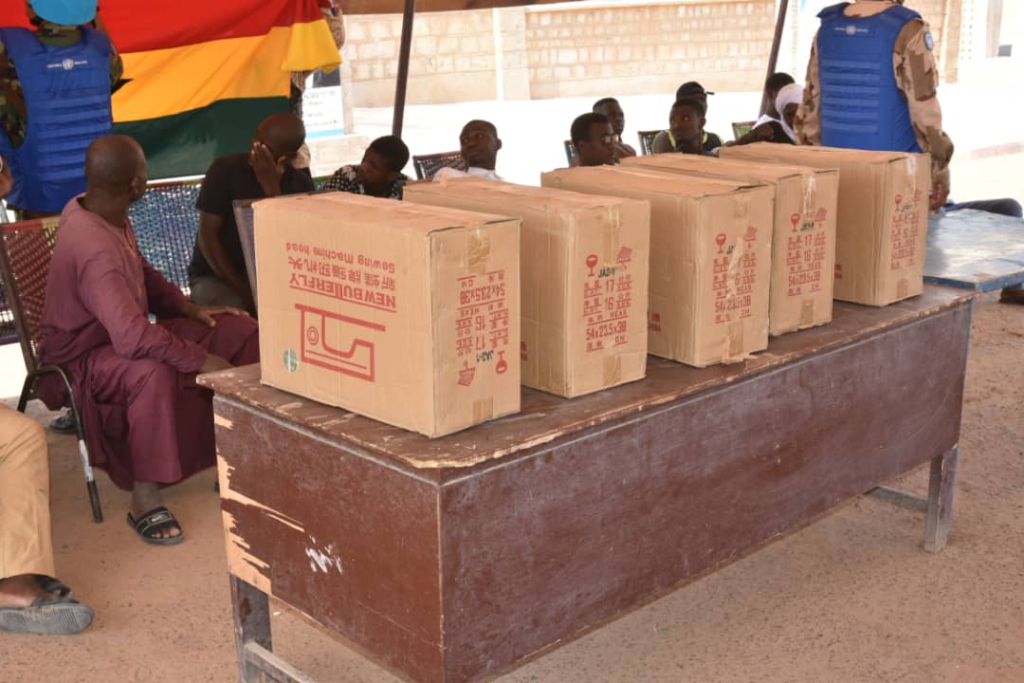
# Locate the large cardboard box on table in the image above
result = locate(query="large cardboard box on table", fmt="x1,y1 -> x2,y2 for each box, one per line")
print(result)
720,143 -> 930,306
254,193 -> 521,438
622,154 -> 839,336
405,178 -> 651,397
542,166 -> 773,368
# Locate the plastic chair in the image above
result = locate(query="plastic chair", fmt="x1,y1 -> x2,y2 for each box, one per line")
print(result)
127,180 -> 202,293
637,130 -> 662,156
732,121 -> 756,140
412,152 -> 467,180
0,218 -> 103,523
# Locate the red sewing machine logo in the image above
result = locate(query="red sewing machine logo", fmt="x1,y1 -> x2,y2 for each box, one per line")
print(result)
295,304 -> 384,382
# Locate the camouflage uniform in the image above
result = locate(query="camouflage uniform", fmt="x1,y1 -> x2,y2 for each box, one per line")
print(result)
796,0 -> 954,192
0,21 -> 123,150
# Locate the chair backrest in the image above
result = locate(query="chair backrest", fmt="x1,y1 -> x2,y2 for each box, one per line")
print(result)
0,217 -> 61,371
732,121 -> 756,140
412,152 -> 466,180
127,180 -> 202,293
638,130 -> 662,156
232,200 -> 259,307
564,140 -> 578,166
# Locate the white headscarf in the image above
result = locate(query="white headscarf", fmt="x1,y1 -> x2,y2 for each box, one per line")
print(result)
775,83 -> 804,143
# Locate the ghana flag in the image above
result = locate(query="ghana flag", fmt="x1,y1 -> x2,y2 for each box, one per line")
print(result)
0,1 -> 341,179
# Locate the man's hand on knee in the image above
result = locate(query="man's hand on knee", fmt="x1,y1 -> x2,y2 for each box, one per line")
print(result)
182,301 -> 250,328
199,354 -> 233,374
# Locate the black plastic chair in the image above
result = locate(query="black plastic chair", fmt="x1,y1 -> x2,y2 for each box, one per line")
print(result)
637,130 -> 662,156
0,217 -> 103,523
412,152 -> 467,180
564,140 -> 578,166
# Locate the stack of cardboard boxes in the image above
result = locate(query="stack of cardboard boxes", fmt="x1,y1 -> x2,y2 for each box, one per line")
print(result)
249,144 -> 929,438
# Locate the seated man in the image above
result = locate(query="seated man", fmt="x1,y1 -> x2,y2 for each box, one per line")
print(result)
324,135 -> 409,199
753,72 -> 795,128
190,113 -> 314,315
570,112 -> 617,167
38,135 -> 260,545
0,406 -> 93,635
668,98 -> 711,156
731,83 -> 803,146
653,82 -> 723,154
433,120 -> 503,181
592,97 -> 636,160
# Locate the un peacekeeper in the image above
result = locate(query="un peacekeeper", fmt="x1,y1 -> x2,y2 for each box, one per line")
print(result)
797,0 -> 1024,304
0,0 -> 123,219
796,0 -> 953,210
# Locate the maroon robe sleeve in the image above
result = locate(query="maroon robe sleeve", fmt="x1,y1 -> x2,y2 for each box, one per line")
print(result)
141,258 -> 189,319
78,251 -> 208,374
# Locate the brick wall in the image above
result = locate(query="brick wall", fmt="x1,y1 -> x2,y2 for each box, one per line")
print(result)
344,8 -> 526,107
342,0 -> 958,107
524,1 -> 776,99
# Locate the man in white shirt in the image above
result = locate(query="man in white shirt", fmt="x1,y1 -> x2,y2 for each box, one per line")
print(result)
433,120 -> 503,181
753,72 -> 795,128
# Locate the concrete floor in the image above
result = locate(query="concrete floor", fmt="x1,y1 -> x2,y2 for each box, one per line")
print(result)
1,290 -> 1022,683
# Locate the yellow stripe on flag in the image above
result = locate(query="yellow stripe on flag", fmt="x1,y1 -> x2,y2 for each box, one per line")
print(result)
285,18 -> 342,74
114,22 -> 341,123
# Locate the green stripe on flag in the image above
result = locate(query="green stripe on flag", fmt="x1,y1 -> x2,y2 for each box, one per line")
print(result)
115,97 -> 289,180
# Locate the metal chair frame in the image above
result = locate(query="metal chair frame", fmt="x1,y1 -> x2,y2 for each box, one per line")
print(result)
0,218 -> 103,522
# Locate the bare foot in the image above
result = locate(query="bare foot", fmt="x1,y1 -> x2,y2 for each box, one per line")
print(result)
131,482 -> 182,541
0,575 -> 43,609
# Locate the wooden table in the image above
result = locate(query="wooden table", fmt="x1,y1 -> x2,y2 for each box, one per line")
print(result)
201,285 -> 974,683
925,209 -> 1024,291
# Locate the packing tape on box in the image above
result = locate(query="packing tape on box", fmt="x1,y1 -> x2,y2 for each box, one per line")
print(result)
802,175 -> 817,220
897,277 -> 909,300
723,324 -> 745,360
800,299 -> 815,326
734,193 -> 750,219
473,397 -> 494,423
603,355 -> 622,386
469,229 -> 491,275
604,208 -> 621,264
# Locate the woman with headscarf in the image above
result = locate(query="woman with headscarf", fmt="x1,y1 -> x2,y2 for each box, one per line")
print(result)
728,83 -> 804,147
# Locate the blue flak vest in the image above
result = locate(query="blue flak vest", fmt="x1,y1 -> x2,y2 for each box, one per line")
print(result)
816,2 -> 922,153
0,27 -> 114,213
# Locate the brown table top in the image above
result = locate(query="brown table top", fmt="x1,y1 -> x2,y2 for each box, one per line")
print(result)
200,285 -> 973,471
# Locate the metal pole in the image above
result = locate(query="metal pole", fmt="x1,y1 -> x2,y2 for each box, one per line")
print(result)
392,0 -> 416,136
759,0 -> 790,117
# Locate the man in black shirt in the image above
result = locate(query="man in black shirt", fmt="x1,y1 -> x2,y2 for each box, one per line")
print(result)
189,113 -> 314,315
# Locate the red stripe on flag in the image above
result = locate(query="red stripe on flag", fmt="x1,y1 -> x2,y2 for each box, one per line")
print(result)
0,0 -> 326,52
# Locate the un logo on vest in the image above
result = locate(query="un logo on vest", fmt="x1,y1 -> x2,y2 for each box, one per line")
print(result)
62,58 -> 75,70
845,25 -> 857,36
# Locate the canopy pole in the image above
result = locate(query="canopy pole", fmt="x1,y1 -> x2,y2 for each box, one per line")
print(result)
392,0 -> 416,136
760,0 -> 790,117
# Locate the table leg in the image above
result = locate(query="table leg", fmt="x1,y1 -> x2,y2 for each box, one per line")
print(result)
924,445 -> 960,553
231,575 -> 272,682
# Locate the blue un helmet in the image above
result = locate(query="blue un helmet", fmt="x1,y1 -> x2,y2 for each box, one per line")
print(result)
28,0 -> 98,26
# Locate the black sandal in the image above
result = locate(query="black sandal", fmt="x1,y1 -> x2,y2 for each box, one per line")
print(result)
126,506 -> 185,546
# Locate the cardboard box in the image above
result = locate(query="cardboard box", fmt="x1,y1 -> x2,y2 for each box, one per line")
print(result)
405,178 -> 650,397
720,143 -> 930,306
542,166 -> 773,368
254,193 -> 521,438
622,154 -> 838,336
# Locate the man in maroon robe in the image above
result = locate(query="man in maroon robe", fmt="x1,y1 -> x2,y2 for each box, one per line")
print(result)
38,135 -> 259,545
